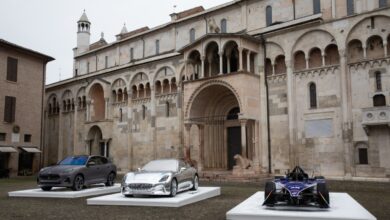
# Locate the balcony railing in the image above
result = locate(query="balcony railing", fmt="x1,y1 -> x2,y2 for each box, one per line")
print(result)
362,106 -> 390,134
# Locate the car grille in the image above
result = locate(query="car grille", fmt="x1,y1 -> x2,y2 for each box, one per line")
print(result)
128,183 -> 153,191
39,174 -> 60,180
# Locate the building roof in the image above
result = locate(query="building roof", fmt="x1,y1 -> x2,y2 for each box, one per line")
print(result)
78,11 -> 90,23
0,39 -> 55,62
171,6 -> 205,20
116,26 -> 150,39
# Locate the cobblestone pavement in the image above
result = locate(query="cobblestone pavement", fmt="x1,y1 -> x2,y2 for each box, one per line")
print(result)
0,177 -> 388,220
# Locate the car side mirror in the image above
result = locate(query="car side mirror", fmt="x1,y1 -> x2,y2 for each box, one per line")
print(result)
180,167 -> 186,173
137,167 -> 142,172
87,161 -> 96,167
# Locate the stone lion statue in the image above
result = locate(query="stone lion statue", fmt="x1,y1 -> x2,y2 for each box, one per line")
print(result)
233,154 -> 253,169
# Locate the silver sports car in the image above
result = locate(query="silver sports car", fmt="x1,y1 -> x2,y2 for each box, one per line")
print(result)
37,155 -> 117,191
121,159 -> 198,197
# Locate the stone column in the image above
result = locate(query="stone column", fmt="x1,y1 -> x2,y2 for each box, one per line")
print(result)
384,41 -> 388,57
201,56 -> 205,78
104,141 -> 108,157
272,64 -> 275,75
137,87 -> 140,98
219,51 -> 224,75
305,57 -> 310,69
339,49 -> 353,177
239,47 -> 244,71
127,89 -> 134,171
286,60 -> 296,167
86,100 -> 91,122
322,52 -> 326,66
150,85 -> 157,159
105,98 -> 109,119
58,105 -> 63,161
227,55 -> 231,73
197,124 -> 205,171
247,51 -> 251,72
240,119 -> 248,158
184,123 -> 192,160
73,103 -> 78,155
362,45 -> 367,59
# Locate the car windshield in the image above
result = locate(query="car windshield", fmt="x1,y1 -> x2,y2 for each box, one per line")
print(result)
142,160 -> 178,172
59,156 -> 88,166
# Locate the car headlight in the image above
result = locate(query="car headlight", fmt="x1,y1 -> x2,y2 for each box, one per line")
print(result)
122,174 -> 128,186
61,169 -> 74,174
159,175 -> 170,183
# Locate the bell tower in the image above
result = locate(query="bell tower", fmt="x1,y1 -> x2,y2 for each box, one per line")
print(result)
76,10 -> 91,55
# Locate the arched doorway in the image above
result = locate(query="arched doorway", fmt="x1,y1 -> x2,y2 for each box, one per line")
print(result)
87,126 -> 104,156
188,84 -> 248,170
89,84 -> 105,121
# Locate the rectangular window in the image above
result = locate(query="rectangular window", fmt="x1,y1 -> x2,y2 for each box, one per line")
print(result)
87,62 -> 90,73
4,96 -> 16,123
0,133 -> 6,141
24,134 -> 32,143
358,148 -> 368,164
130,48 -> 134,61
379,0 -> 387,8
105,56 -> 108,68
347,0 -> 354,16
156,40 -> 160,55
313,0 -> 321,14
7,57 -> 18,82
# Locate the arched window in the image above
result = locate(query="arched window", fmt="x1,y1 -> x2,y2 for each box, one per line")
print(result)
373,94 -> 386,107
309,83 -> 317,109
266,6 -> 272,26
119,108 -> 123,122
142,105 -> 146,120
347,0 -> 354,16
375,72 -> 382,91
379,0 -> 387,8
294,51 -> 306,71
166,102 -> 170,117
190,28 -> 195,43
221,19 -> 227,33
82,96 -> 86,108
313,0 -> 321,14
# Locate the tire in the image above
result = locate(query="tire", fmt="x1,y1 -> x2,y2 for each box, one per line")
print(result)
105,172 -> 116,187
72,175 -> 84,191
317,183 -> 330,208
264,181 -> 276,206
41,186 -> 52,191
170,178 -> 178,197
191,175 -> 199,191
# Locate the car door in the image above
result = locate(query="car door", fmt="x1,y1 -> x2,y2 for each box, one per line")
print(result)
96,156 -> 110,182
177,160 -> 191,190
84,157 -> 100,184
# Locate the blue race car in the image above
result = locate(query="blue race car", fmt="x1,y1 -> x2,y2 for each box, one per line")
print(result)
263,166 -> 330,208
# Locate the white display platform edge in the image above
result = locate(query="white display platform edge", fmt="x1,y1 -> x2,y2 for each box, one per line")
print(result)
8,184 -> 121,198
226,192 -> 376,220
87,186 -> 220,207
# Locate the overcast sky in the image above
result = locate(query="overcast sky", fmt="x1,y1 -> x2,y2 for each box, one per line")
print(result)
0,0 -> 230,84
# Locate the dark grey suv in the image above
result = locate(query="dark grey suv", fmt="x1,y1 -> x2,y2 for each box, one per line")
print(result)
37,155 -> 117,191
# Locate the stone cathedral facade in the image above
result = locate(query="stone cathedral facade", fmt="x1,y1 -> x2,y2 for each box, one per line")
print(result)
44,0 -> 390,179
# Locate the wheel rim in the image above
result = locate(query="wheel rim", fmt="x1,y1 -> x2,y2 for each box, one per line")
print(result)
75,176 -> 84,190
194,176 -> 199,190
171,180 -> 177,196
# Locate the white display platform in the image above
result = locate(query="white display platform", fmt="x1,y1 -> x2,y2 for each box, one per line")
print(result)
8,184 -> 121,199
87,187 -> 220,207
226,192 -> 376,220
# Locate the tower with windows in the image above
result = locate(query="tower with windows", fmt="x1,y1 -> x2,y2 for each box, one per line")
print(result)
76,10 -> 91,55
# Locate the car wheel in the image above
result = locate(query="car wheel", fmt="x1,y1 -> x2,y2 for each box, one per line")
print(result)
191,175 -> 199,191
317,182 -> 330,208
41,186 -> 52,191
72,175 -> 84,191
263,181 -> 276,206
170,178 -> 178,197
105,172 -> 116,187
